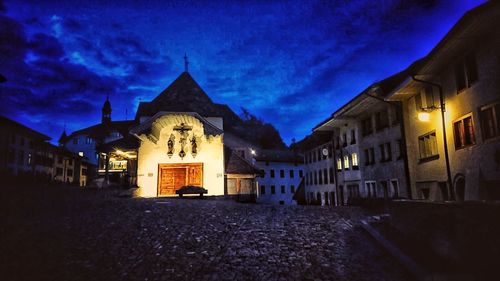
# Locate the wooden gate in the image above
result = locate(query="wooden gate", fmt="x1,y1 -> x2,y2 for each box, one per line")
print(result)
158,163 -> 203,196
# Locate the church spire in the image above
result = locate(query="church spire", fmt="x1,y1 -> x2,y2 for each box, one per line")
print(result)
184,53 -> 189,72
102,94 -> 112,124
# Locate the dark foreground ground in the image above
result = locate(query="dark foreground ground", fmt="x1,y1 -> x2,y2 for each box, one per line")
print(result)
0,185 -> 412,281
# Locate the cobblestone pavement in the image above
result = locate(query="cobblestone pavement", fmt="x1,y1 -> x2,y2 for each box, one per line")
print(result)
0,185 -> 412,281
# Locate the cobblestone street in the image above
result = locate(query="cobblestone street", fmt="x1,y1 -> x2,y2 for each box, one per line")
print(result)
0,185 -> 411,281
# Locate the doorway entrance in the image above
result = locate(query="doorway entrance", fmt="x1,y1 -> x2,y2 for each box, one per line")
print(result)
158,163 -> 203,196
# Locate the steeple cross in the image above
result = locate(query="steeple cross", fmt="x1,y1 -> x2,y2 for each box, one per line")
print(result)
184,53 -> 189,72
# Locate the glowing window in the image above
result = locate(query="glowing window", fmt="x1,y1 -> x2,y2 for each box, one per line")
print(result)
352,153 -> 358,167
344,155 -> 349,170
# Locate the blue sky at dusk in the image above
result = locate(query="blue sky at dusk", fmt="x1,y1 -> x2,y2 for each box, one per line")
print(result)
0,0 -> 486,144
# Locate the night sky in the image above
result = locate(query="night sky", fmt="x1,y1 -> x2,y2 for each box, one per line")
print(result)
0,0 -> 486,145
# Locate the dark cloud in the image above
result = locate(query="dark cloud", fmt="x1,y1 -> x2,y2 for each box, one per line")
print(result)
0,0 -> 486,144
29,33 -> 64,58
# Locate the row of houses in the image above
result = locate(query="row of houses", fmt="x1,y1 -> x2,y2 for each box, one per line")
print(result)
297,1 -> 500,205
0,116 -> 91,186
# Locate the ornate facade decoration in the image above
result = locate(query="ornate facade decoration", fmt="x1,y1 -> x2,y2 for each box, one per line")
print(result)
167,134 -> 175,158
191,135 -> 198,157
174,123 -> 192,159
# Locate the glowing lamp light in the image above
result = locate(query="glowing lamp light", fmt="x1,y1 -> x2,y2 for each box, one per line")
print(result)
251,149 -> 256,155
418,112 -> 430,122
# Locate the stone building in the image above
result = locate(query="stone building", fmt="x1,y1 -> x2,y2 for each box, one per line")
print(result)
0,116 -> 89,186
386,2 -> 500,201
314,72 -> 411,203
253,149 -> 303,205
295,132 -> 337,206
60,96 -> 134,166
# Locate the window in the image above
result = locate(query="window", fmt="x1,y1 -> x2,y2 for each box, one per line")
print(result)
396,139 -> 404,160
323,169 -> 328,185
453,115 -> 475,149
370,148 -> 375,165
361,117 -> 373,136
342,133 -> 347,147
480,103 -> 500,140
280,169 -> 285,178
364,149 -> 370,165
317,149 -> 321,161
314,171 -> 318,185
328,144 -> 333,158
281,185 -> 285,194
58,157 -> 63,164
335,136 -> 340,149
289,170 -> 294,178
28,153 -> 32,165
455,53 -> 478,92
392,106 -> 401,125
375,111 -> 389,131
299,170 -> 303,178
337,158 -> 342,171
73,138 -> 78,145
318,170 -> 323,185
56,167 -> 63,176
380,143 -> 392,162
67,169 -> 73,177
290,185 -> 295,193
352,153 -> 358,169
265,161 -> 269,166
86,137 -> 92,144
329,168 -> 334,183
260,170 -> 265,177
351,129 -> 356,144
8,149 -> 15,163
18,151 -> 24,165
68,159 -> 73,165
418,131 -> 439,161
271,185 -> 276,194
344,155 -> 349,170
270,169 -> 275,178
309,172 -> 313,185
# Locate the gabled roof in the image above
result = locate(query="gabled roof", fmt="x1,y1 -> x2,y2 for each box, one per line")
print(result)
224,146 -> 262,175
67,120 -> 136,140
135,72 -> 219,120
130,111 -> 224,137
0,116 -> 50,141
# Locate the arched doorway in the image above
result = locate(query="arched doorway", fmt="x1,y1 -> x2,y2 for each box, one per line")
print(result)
454,174 -> 466,202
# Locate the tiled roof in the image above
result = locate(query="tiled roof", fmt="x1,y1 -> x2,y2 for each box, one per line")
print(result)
224,146 -> 261,175
0,116 -> 51,141
68,120 -> 136,140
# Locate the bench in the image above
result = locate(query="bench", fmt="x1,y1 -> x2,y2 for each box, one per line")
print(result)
176,186 -> 208,197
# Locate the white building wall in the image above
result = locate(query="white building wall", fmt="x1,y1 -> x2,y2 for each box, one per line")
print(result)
135,114 -> 225,197
255,161 -> 303,205
304,142 -> 336,206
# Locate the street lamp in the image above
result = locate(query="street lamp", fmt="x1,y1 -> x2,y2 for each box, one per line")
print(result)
412,76 -> 454,200
417,112 -> 430,122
